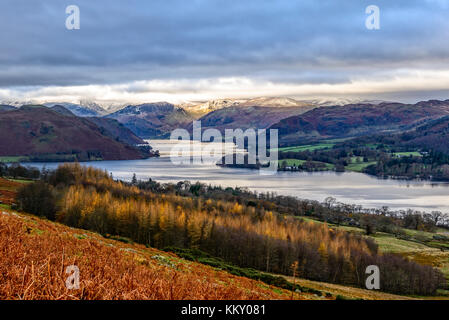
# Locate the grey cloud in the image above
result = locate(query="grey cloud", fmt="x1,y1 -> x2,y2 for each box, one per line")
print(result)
0,0 -> 448,90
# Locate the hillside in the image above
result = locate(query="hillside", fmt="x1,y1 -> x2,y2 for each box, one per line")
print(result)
0,177 -> 22,206
270,100 -> 449,145
83,117 -> 147,147
4,207 -> 430,300
0,106 -> 151,161
345,113 -> 449,155
0,176 -> 420,300
47,105 -> 147,147
190,105 -> 315,134
10,164 -> 444,296
395,115 -> 449,153
49,105 -> 75,116
107,102 -> 194,139
0,208 -> 306,300
0,177 -> 314,300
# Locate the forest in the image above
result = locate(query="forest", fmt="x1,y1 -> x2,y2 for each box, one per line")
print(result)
11,164 -> 446,295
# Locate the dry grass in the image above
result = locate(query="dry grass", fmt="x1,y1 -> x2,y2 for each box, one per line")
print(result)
399,251 -> 449,279
0,210 -> 317,300
0,177 -> 21,205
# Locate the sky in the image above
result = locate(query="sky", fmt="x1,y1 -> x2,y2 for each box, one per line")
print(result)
1,0 -> 449,105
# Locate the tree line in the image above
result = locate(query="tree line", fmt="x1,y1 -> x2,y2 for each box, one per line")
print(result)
0,163 -> 40,180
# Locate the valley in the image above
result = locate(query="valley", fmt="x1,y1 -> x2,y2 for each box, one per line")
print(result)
3,0 -> 449,305
3,97 -> 449,214
15,139 -> 449,214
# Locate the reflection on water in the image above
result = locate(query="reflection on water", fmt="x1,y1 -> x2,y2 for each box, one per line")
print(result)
24,140 -> 449,213
156,139 -> 247,165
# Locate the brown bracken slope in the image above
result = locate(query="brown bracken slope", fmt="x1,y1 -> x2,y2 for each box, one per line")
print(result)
0,209 -> 313,300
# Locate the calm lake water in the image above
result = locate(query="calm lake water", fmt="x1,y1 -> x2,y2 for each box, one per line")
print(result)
25,140 -> 449,214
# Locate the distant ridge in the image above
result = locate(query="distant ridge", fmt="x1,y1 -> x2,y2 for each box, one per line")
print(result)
43,102 -> 105,117
181,96 -> 315,115
107,102 -> 194,139
269,99 -> 449,145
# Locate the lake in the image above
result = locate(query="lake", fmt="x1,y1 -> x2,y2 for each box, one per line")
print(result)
25,139 -> 449,214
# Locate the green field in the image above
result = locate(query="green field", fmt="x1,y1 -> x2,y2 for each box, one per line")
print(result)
364,143 -> 381,149
278,154 -> 375,172
278,159 -> 335,169
372,233 -> 433,253
8,178 -> 34,184
278,159 -> 306,166
0,156 -> 29,163
345,161 -> 376,172
273,143 -> 335,153
0,153 -> 102,163
278,155 -> 375,172
270,143 -> 425,175
393,152 -> 422,157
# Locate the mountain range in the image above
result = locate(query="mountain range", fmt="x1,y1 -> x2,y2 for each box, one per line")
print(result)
105,97 -> 319,138
3,97 -> 449,160
106,102 -> 195,139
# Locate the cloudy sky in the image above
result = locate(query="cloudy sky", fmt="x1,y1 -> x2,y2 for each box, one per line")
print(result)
1,0 -> 449,105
